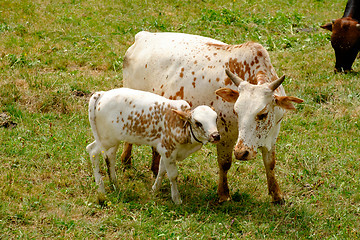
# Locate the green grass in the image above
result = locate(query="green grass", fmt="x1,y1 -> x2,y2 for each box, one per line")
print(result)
1,0 -> 360,238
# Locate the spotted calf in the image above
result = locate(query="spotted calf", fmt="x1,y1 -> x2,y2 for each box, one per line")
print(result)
86,88 -> 220,204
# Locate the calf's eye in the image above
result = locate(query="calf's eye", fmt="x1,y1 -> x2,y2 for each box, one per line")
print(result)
195,121 -> 203,128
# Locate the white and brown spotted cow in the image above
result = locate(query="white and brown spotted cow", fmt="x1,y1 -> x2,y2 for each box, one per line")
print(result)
86,88 -> 220,204
122,31 -> 303,204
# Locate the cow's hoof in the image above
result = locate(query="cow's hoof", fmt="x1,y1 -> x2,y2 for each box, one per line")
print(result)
218,196 -> 232,203
272,199 -> 285,205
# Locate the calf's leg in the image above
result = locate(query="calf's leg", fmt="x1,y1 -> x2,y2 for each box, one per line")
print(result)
86,141 -> 105,195
105,145 -> 119,191
163,158 -> 182,204
152,157 -> 166,192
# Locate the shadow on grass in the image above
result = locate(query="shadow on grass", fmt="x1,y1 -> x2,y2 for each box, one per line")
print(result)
106,171 -> 314,237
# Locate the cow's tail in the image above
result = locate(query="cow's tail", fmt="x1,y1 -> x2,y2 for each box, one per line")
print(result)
88,91 -> 104,148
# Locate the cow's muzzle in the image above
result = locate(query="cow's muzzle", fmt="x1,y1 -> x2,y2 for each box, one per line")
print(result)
209,132 -> 221,143
234,144 -> 257,160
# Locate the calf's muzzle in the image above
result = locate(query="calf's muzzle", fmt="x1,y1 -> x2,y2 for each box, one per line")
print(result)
209,132 -> 221,143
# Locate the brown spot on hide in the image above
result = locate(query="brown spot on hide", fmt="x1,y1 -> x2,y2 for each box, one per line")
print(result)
224,77 -> 232,86
180,68 -> 184,78
206,42 -> 231,51
225,57 -> 259,84
175,87 -> 184,99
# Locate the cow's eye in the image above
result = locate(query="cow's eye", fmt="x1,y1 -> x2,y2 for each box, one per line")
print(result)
257,113 -> 268,121
195,121 -> 203,128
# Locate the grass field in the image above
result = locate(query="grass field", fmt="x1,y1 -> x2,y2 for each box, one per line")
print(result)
1,0 -> 360,239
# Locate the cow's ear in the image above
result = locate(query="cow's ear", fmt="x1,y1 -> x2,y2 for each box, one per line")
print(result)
215,88 -> 239,103
320,22 -> 332,31
275,95 -> 304,110
172,109 -> 191,121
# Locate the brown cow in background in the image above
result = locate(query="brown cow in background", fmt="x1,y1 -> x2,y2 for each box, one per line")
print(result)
321,0 -> 360,72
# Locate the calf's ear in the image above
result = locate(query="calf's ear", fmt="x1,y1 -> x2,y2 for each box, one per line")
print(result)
215,88 -> 239,103
320,22 -> 333,31
172,109 -> 191,121
275,96 -> 304,110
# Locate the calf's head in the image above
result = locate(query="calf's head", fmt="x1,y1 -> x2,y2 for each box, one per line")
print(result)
173,105 -> 220,144
321,17 -> 360,72
216,69 -> 303,160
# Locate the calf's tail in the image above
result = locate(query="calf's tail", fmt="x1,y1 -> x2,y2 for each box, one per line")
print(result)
88,91 -> 104,146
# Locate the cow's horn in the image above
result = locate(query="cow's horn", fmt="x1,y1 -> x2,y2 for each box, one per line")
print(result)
225,69 -> 243,86
331,19 -> 335,24
268,75 -> 285,91
356,24 -> 360,30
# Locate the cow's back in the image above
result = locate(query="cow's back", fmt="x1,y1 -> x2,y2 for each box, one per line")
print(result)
123,31 -> 227,96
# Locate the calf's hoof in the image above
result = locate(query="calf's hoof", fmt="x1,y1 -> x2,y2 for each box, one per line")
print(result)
172,196 -> 182,205
97,192 -> 107,206
151,182 -> 161,193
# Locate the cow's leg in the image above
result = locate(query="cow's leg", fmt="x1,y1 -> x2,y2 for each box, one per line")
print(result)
261,146 -> 284,204
151,147 -> 160,177
120,142 -> 132,167
217,142 -> 233,203
152,157 -> 166,192
86,141 -> 106,198
104,145 -> 119,191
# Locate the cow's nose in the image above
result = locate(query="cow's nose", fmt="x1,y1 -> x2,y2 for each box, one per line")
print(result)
210,132 -> 220,143
234,145 -> 256,160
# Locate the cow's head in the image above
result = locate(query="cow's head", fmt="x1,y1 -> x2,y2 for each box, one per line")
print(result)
321,17 -> 360,72
215,70 -> 303,160
173,105 -> 220,144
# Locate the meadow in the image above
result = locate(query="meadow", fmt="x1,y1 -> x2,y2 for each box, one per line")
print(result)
0,0 -> 359,238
